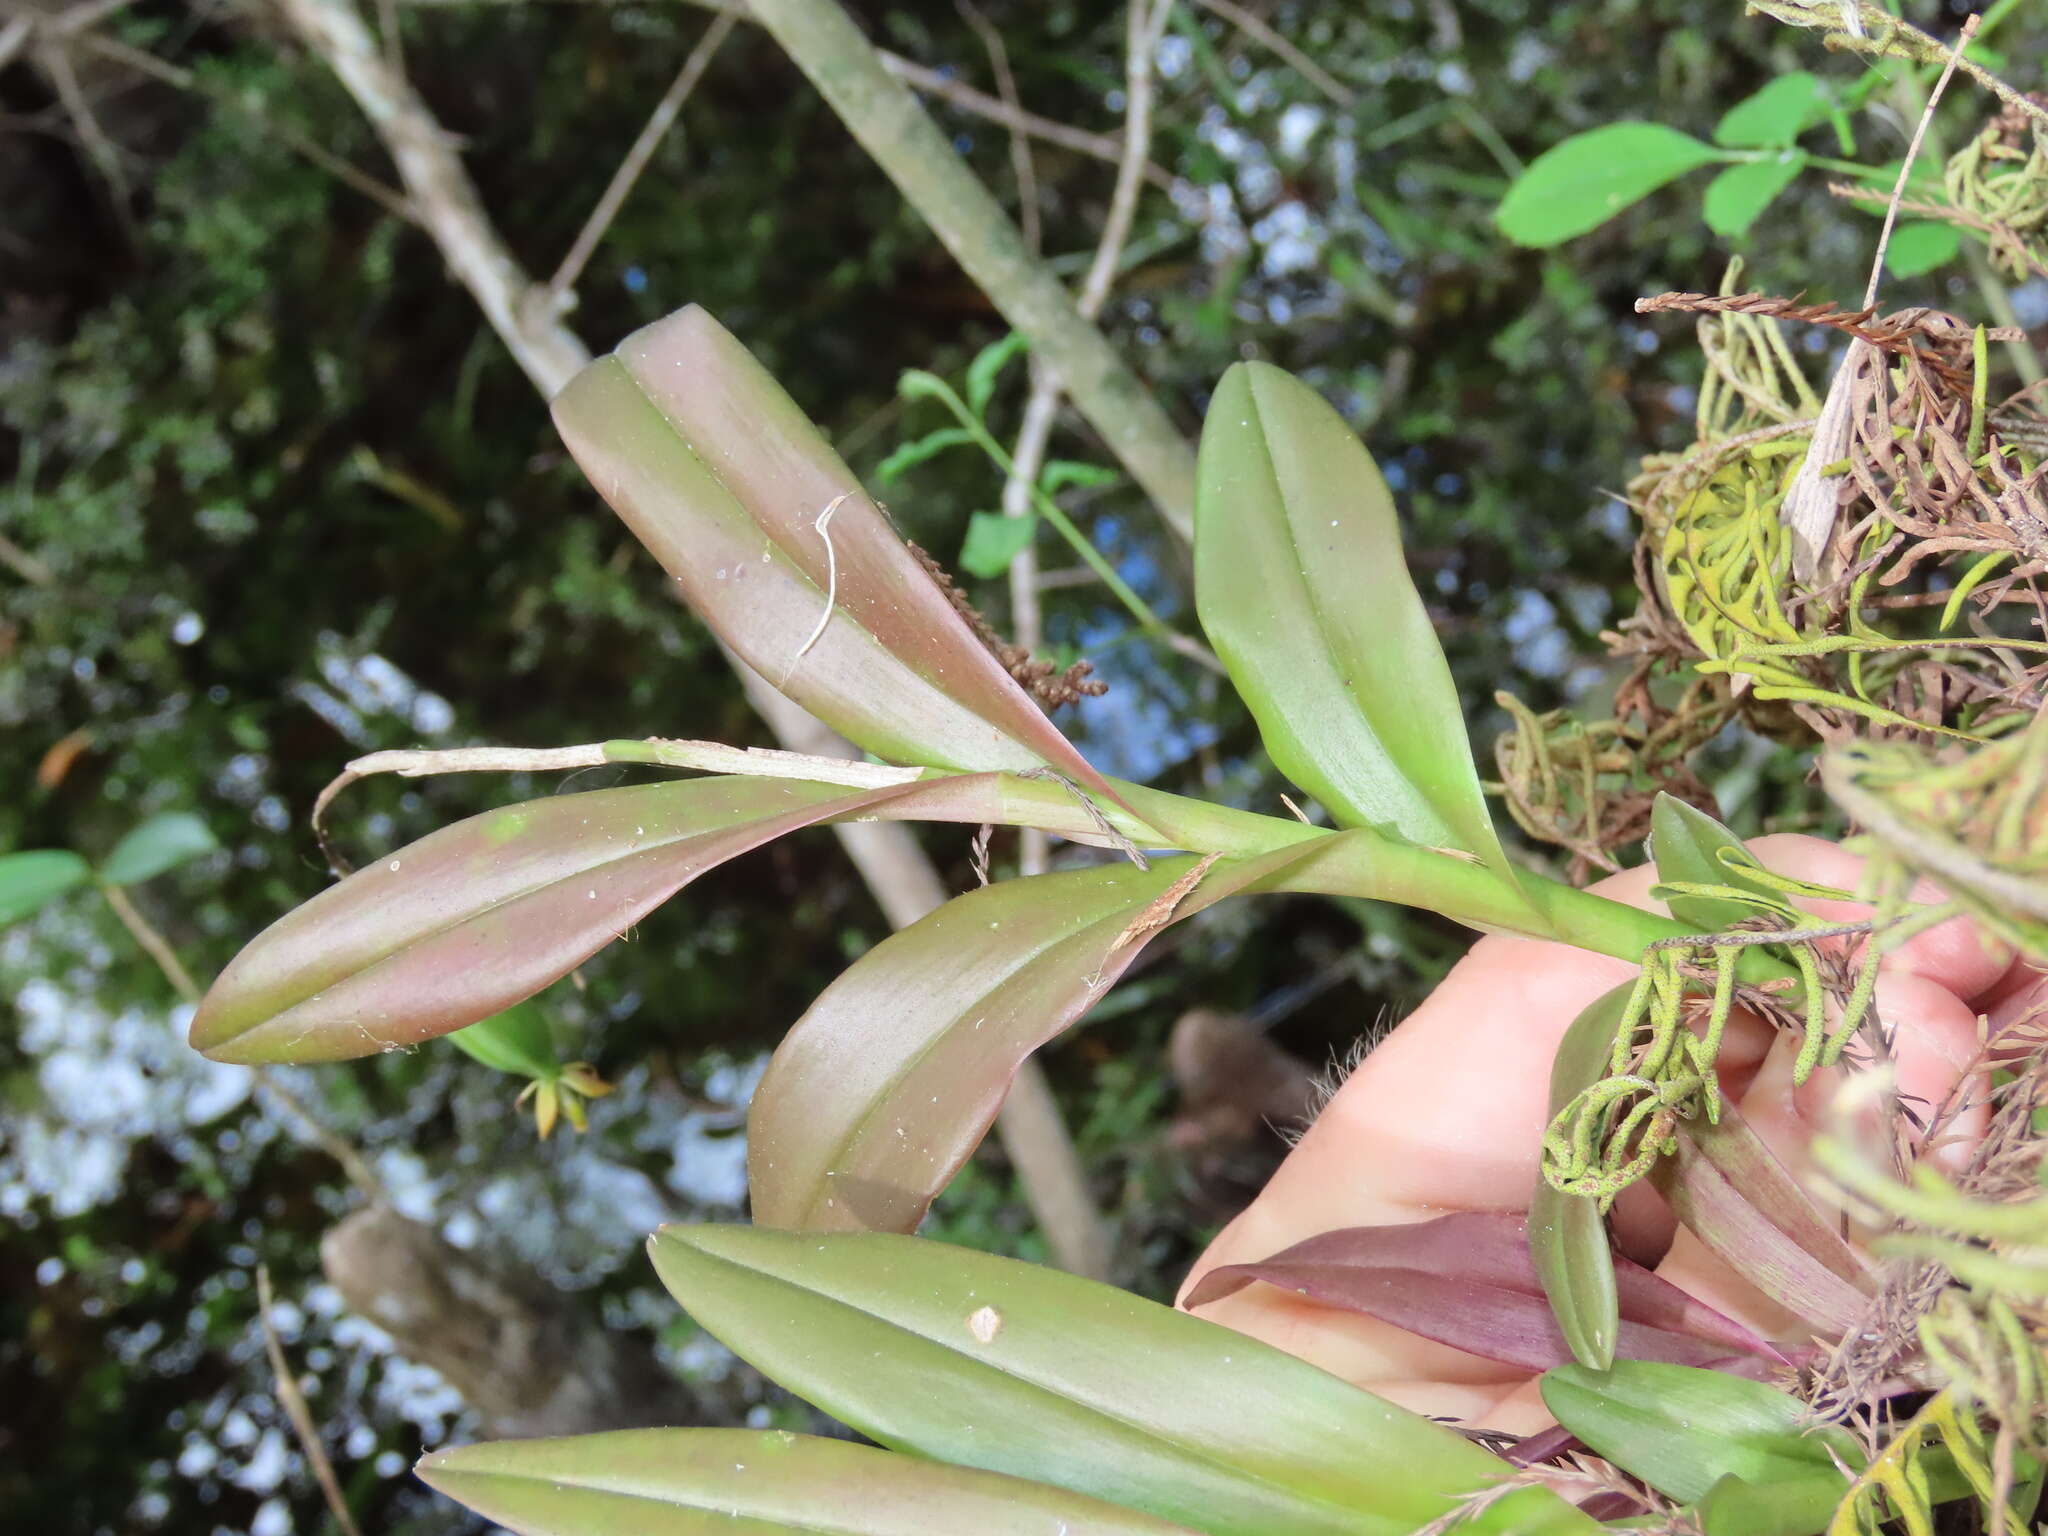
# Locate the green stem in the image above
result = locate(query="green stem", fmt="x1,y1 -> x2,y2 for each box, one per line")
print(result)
592,736 -> 1805,989
980,770 -> 1802,989
744,0 -> 1198,539
914,372 -> 1170,634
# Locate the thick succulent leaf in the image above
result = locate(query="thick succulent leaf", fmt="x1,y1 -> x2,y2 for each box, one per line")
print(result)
553,305 -> 1115,800
1541,1361 -> 1860,1504
1652,1099 -> 1873,1332
192,776 -> 945,1064
1651,794 -> 1783,932
1181,1211 -> 1775,1373
649,1225 -> 1595,1536
750,843 -> 1319,1233
0,849 -> 92,925
99,811 -> 219,886
1194,363 -> 1535,922
1531,982 -> 1635,1371
417,1427 -> 1201,1535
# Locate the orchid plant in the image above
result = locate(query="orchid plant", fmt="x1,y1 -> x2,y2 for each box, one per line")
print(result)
186,303 -> 2039,1534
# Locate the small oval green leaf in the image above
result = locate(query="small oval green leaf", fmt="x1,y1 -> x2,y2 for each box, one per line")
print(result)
418,1426 -> 1201,1535
1702,156 -> 1804,238
1884,221 -> 1963,278
1650,793 -> 1780,932
1530,981 -> 1632,1371
650,1225 -> 1595,1536
1541,1360 -> 1860,1503
0,849 -> 93,925
99,811 -> 219,887
959,509 -> 1036,578
1714,73 -> 1827,149
1194,363 -> 1537,925
1497,123 -> 1721,246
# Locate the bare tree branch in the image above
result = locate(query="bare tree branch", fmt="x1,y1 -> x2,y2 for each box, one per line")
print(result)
1191,0 -> 1356,110
546,10 -> 735,309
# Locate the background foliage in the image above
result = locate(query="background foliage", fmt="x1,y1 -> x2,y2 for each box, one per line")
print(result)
4,0 -> 2042,1530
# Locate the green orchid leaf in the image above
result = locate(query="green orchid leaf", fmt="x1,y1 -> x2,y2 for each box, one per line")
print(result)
448,1001 -> 558,1080
1530,981 -> 1632,1371
417,1426 -> 1201,1535
1541,1360 -> 1861,1503
1884,221 -> 1962,278
1702,156 -> 1804,238
959,509 -> 1036,578
552,305 -> 1120,803
1714,73 -> 1828,149
0,849 -> 93,925
99,811 -> 219,887
1650,794 -> 1782,933
649,1226 -> 1595,1536
1496,123 -> 1721,246
190,775 -> 958,1064
1195,364 -> 1537,923
751,842 -> 1320,1234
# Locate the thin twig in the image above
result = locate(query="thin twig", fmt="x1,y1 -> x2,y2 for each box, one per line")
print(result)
103,885 -> 204,1004
545,10 -> 734,309
1775,14 -> 1976,584
104,881 -> 389,1201
35,38 -> 137,244
253,1071 -> 388,1203
878,51 -> 1175,191
1190,0 -> 1356,109
995,0 -> 1174,709
256,1267 -> 366,1536
957,0 -> 1039,254
68,28 -> 417,222
0,531 -> 55,586
1864,14 -> 1976,311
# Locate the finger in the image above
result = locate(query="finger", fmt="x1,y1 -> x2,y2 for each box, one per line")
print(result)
1742,835 -> 2013,1002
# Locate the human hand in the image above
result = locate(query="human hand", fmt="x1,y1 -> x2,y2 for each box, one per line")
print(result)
1178,834 -> 2044,1432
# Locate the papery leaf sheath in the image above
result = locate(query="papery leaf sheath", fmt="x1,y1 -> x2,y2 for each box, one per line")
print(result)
555,305 -> 1118,802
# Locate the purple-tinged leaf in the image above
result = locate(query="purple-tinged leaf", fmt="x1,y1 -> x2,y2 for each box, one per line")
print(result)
553,306 -> 1119,803
749,841 -> 1322,1233
191,775 -> 953,1065
1653,1099 -> 1873,1332
1531,981 -> 1632,1371
417,1426 -> 1202,1535
1182,1211 -> 1779,1373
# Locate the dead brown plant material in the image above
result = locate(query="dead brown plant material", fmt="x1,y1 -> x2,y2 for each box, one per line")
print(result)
910,540 -> 1111,710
